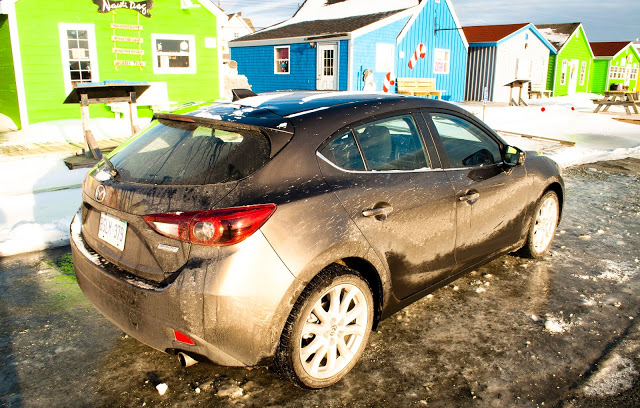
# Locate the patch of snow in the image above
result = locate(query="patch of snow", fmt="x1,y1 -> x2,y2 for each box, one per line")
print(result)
544,315 -> 570,333
216,381 -> 243,399
583,354 -> 638,396
156,383 -> 168,396
263,0 -> 420,30
538,28 -> 570,48
597,260 -> 638,283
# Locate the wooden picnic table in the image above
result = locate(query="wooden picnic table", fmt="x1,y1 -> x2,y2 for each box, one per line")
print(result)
593,90 -> 639,115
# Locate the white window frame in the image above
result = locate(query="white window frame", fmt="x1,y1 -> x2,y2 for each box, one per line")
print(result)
274,46 -> 290,75
151,33 -> 197,75
433,48 -> 450,74
59,23 -> 99,96
579,61 -> 587,86
630,67 -> 639,81
560,60 -> 568,85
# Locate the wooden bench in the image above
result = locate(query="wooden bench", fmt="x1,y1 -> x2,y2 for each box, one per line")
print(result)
397,78 -> 444,99
529,88 -> 553,99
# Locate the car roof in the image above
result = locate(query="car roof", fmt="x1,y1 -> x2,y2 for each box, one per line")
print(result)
196,91 -> 461,118
171,91 -> 472,135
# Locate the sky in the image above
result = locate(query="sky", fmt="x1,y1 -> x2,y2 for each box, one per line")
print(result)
217,0 -> 640,42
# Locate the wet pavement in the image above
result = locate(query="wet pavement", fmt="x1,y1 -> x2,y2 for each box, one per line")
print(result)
1,159 -> 639,407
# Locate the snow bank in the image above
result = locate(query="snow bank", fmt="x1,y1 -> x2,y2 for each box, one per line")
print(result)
583,354 -> 638,396
0,155 -> 86,195
460,94 -> 640,167
0,117 -> 150,146
0,187 -> 81,257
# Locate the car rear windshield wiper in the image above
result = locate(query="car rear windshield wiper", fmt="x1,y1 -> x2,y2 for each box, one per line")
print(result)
85,129 -> 119,179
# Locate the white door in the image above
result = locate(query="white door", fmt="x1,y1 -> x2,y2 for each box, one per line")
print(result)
568,59 -> 579,95
316,43 -> 338,90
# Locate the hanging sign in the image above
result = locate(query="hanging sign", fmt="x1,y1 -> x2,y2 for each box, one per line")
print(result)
93,0 -> 154,18
114,60 -> 146,67
113,48 -> 144,55
111,23 -> 143,30
112,35 -> 143,43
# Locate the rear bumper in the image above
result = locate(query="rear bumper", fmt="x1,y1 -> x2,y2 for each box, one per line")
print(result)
70,211 -> 298,366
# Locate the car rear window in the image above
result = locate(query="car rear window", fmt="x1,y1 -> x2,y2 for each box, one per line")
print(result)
107,119 -> 271,185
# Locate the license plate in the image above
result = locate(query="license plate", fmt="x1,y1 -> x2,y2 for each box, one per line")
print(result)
98,212 -> 127,251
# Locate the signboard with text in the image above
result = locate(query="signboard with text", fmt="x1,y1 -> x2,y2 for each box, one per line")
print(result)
93,0 -> 154,18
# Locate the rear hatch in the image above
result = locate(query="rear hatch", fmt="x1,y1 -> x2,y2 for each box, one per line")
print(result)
81,111 -> 292,284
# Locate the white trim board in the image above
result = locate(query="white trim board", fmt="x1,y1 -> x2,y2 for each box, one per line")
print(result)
6,1 -> 28,128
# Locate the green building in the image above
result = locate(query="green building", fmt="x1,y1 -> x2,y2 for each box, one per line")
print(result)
0,0 -> 225,130
589,42 -> 640,94
537,23 -> 594,97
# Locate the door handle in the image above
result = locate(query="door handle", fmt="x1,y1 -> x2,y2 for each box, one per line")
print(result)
362,205 -> 393,220
459,192 -> 480,202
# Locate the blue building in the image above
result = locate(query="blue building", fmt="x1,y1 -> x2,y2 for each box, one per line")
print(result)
229,0 -> 468,101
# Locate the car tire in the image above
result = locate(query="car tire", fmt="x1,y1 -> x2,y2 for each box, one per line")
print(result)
520,190 -> 560,258
275,264 -> 374,389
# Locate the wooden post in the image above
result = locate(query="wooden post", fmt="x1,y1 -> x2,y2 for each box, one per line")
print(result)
518,85 -> 528,106
80,93 -> 94,158
128,91 -> 140,135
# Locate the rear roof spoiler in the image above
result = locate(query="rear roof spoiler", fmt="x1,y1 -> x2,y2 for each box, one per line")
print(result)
152,113 -> 293,158
232,88 -> 257,101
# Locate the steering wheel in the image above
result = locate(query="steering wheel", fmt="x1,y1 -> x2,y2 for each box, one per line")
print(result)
462,149 -> 494,166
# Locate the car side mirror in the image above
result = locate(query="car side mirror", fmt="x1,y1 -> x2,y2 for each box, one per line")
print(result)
504,145 -> 525,167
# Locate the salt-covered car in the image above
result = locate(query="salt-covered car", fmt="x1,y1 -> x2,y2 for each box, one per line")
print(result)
70,91 -> 564,388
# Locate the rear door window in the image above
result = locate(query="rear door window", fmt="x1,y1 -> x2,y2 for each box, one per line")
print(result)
108,119 -> 271,185
353,115 -> 430,171
319,131 -> 366,171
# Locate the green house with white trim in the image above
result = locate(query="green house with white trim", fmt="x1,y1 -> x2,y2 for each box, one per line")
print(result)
0,0 -> 225,130
537,23 -> 594,97
589,41 -> 640,94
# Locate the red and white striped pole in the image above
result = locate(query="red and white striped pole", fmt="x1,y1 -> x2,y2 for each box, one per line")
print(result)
382,72 -> 395,92
408,43 -> 426,69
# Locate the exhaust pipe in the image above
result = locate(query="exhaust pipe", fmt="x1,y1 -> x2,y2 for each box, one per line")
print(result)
178,352 -> 198,368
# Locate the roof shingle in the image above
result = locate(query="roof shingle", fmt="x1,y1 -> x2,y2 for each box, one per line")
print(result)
462,23 -> 529,44
591,41 -> 631,57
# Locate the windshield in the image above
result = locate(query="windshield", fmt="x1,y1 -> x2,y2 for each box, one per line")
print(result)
105,119 -> 271,186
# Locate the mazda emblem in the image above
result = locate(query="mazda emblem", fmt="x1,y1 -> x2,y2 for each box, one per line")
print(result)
95,185 -> 106,203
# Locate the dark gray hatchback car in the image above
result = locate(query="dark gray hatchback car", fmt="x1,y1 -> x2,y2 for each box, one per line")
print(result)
71,92 -> 564,388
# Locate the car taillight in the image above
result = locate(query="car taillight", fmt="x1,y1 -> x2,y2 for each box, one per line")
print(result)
142,204 -> 276,247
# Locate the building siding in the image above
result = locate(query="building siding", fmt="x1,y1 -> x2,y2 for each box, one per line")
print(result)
465,47 -> 496,101
551,27 -> 592,96
0,15 -> 20,127
13,0 -> 221,125
490,28 -> 549,103
590,59 -> 609,94
233,42 -> 318,92
546,54 -> 556,92
350,17 -> 410,92
396,1 -> 467,101
339,40 -> 349,90
606,45 -> 639,92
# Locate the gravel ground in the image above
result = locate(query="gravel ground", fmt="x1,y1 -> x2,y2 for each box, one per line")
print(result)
1,158 -> 639,407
